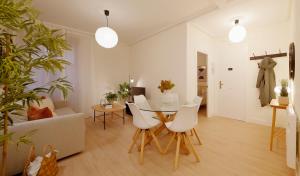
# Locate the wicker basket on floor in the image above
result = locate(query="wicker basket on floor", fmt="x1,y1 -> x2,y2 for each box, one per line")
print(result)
23,145 -> 59,176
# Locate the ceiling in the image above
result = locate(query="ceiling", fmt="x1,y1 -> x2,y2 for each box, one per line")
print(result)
33,0 -> 291,44
191,0 -> 292,38
32,0 -> 237,44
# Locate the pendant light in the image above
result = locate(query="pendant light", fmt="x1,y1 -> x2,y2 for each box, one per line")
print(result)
95,10 -> 118,48
228,19 -> 247,43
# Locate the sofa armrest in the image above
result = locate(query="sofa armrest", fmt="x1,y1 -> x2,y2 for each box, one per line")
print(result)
3,113 -> 86,175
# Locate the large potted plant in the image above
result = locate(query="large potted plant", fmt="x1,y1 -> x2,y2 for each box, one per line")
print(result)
0,0 -> 72,175
117,82 -> 130,104
278,79 -> 289,105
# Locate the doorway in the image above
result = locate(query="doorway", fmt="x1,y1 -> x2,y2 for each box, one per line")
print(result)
197,52 -> 208,117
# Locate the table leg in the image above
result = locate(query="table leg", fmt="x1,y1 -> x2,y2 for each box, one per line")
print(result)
104,112 -> 106,130
93,110 -> 96,122
269,107 -> 276,151
123,109 -> 125,125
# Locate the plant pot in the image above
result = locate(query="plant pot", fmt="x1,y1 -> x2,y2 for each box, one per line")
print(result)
278,96 -> 289,106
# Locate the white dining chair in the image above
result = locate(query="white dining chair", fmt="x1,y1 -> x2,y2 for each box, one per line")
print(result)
164,104 -> 200,170
127,103 -> 163,164
190,96 -> 203,145
134,95 -> 151,109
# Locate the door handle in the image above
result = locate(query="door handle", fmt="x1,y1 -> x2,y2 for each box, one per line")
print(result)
219,81 -> 224,89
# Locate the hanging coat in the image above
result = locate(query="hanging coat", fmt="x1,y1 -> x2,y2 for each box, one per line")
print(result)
256,57 -> 277,107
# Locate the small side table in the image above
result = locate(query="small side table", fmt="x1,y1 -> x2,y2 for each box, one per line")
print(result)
269,99 -> 288,151
92,104 -> 126,130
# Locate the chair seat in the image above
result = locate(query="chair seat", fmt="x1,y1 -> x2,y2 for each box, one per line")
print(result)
165,121 -> 194,133
135,116 -> 161,130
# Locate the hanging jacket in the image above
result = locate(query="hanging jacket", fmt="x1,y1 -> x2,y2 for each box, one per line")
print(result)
256,57 -> 277,107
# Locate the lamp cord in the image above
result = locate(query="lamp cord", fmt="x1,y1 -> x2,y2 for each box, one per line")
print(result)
106,15 -> 109,27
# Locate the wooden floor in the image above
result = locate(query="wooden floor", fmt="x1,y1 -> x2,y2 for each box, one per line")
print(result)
57,113 -> 295,176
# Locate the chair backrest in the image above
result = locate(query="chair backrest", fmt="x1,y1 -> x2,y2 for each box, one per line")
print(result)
134,95 -> 151,109
169,104 -> 198,132
193,96 -> 203,112
126,103 -> 152,129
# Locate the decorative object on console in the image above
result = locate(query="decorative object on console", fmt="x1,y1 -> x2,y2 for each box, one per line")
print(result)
278,79 -> 289,106
158,80 -> 175,93
95,10 -> 118,48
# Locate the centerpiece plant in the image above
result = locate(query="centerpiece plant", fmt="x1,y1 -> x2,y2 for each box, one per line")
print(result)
0,0 -> 72,175
158,80 -> 175,93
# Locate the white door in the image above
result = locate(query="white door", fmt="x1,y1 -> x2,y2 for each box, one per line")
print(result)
215,43 -> 247,121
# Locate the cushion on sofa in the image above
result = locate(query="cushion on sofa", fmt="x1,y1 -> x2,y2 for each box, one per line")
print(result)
31,96 -> 55,113
54,107 -> 75,116
27,107 -> 53,121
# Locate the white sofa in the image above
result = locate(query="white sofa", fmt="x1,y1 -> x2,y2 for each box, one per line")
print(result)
2,102 -> 86,175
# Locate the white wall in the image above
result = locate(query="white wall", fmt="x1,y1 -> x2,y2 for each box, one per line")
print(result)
186,23 -> 216,117
213,22 -> 290,126
130,24 -> 187,103
46,23 -> 131,115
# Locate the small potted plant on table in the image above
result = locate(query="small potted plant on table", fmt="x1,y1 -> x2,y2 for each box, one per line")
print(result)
105,92 -> 118,105
278,79 -> 289,106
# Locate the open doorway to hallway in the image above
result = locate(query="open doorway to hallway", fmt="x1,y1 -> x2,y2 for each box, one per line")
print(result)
197,52 -> 208,117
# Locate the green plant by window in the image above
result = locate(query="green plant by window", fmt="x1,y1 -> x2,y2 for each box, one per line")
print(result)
158,80 -> 175,93
105,92 -> 118,104
280,79 -> 289,97
0,0 -> 72,174
117,82 -> 130,100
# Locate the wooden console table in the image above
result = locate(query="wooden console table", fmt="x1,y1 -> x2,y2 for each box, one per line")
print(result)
92,104 -> 125,130
269,99 -> 288,151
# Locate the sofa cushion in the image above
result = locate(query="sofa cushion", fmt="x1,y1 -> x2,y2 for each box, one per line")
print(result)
27,107 -> 53,121
31,96 -> 55,113
54,107 -> 75,116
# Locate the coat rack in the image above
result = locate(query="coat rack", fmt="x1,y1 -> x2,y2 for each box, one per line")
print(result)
250,50 -> 287,60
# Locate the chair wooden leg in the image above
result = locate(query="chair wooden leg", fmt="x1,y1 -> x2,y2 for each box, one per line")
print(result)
193,128 -> 202,145
140,130 -> 146,164
164,132 -> 176,154
184,132 -> 200,162
190,130 -> 193,136
149,129 -> 163,153
174,133 -> 181,170
128,129 -> 141,153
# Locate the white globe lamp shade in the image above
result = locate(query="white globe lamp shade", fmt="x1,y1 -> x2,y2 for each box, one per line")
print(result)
95,27 -> 118,48
228,23 -> 247,43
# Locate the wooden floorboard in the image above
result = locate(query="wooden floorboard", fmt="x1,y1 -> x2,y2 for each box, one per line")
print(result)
57,113 -> 295,176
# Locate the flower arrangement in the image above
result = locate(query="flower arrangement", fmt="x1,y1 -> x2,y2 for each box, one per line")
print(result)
158,80 -> 175,93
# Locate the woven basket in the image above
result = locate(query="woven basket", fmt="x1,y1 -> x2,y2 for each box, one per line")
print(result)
23,145 -> 58,176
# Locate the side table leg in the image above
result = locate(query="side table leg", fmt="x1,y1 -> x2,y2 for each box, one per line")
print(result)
123,109 -> 125,125
93,110 -> 95,122
269,107 -> 276,151
104,112 -> 106,130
